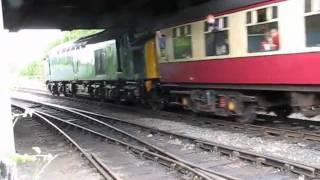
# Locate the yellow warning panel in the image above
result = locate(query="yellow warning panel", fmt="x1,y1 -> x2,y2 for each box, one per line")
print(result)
144,39 -> 160,79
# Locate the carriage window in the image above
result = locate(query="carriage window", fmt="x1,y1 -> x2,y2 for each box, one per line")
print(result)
204,17 -> 229,56
180,26 -> 185,36
272,6 -> 278,19
223,17 -> 228,28
205,31 -> 229,56
173,25 -> 192,59
247,12 -> 252,24
305,0 -> 312,13
247,6 -> 279,53
173,28 -> 177,38
305,0 -> 320,47
305,14 -> 320,47
248,22 -> 279,53
94,49 -> 106,75
257,8 -> 267,23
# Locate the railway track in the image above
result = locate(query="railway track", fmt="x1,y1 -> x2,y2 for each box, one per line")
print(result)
12,99 -> 223,180
13,108 -> 105,179
11,97 -> 306,179
14,87 -> 320,144
12,105 -> 117,180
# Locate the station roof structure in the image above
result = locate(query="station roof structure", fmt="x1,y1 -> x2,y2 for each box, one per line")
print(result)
2,0 -> 272,31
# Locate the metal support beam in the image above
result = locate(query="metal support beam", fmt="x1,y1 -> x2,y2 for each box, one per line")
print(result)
0,0 -> 3,29
0,0 -> 16,179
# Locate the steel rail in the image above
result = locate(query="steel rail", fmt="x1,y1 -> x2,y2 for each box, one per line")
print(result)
35,110 -> 215,180
14,88 -> 320,143
12,97 -> 239,180
12,97 -> 320,178
69,106 -> 320,178
12,101 -> 217,180
12,104 -> 119,180
208,121 -> 320,143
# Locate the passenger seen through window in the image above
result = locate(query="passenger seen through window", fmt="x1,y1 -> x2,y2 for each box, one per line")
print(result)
261,29 -> 279,51
247,22 -> 279,53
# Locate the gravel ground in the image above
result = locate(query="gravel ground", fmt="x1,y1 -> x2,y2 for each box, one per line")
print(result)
11,91 -> 320,168
109,120 -> 296,180
135,117 -> 320,167
13,110 -> 102,180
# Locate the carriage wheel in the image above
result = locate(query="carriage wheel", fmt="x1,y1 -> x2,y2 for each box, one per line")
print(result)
149,91 -> 165,111
273,107 -> 292,119
236,104 -> 256,124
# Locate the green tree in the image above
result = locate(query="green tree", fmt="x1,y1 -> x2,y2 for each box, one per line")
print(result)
19,60 -> 43,77
20,29 -> 103,77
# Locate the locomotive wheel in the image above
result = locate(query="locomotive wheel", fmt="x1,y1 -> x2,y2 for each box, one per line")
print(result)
88,86 -> 94,98
236,105 -> 256,124
52,84 -> 60,96
98,87 -> 106,102
71,84 -> 77,97
62,85 -> 69,97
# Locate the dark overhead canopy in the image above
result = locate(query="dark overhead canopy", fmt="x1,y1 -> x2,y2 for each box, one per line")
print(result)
2,0 -> 272,31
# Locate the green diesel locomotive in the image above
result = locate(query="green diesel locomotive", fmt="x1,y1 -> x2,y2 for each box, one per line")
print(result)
45,33 -> 160,103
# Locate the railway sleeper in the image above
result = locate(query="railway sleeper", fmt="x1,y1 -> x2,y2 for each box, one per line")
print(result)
15,100 -> 318,179
199,141 -> 318,178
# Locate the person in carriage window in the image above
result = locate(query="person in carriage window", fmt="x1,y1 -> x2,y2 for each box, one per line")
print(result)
270,28 -> 280,50
216,38 -> 229,55
157,32 -> 168,60
261,29 -> 279,51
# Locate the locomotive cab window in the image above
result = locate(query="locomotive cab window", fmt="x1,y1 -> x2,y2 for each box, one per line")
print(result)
173,25 -> 193,59
305,0 -> 320,47
132,48 -> 146,79
94,49 -> 107,75
247,6 -> 280,53
204,16 -> 229,56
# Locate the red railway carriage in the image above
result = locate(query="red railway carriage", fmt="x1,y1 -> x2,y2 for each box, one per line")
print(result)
153,0 -> 320,123
159,52 -> 320,85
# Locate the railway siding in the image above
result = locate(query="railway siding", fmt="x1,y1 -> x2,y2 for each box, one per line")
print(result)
13,101 -> 213,180
12,91 -> 320,164
12,107 -> 103,180
11,97 -> 308,178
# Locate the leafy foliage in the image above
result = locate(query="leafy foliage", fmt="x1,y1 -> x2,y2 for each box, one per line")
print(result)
19,60 -> 43,77
19,29 -> 103,77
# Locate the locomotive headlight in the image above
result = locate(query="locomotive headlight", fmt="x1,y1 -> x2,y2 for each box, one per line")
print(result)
228,101 -> 236,111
